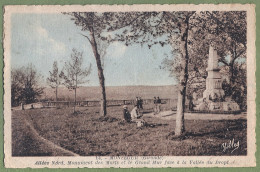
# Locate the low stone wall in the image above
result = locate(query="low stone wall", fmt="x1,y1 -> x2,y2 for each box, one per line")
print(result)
43,99 -> 177,107
14,99 -> 178,110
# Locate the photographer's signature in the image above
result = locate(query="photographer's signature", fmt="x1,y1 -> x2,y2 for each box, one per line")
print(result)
221,138 -> 239,153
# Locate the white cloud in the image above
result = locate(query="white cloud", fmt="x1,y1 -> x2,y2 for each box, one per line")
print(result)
36,26 -> 48,38
48,37 -> 66,52
35,25 -> 66,53
108,42 -> 127,58
101,32 -> 114,39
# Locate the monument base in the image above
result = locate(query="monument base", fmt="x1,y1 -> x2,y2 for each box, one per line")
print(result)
194,100 -> 240,114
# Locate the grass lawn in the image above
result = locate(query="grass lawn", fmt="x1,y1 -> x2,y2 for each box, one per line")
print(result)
12,105 -> 247,156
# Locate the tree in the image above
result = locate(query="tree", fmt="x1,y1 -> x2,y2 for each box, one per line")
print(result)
60,48 -> 92,113
204,11 -> 247,99
221,63 -> 247,110
11,64 -> 43,106
11,68 -> 25,106
47,61 -> 61,102
161,11 -> 247,120
112,11 -> 246,136
65,12 -> 114,116
96,36 -> 109,69
172,12 -> 196,136
108,11 -> 196,136
182,11 -> 247,109
66,11 -> 246,135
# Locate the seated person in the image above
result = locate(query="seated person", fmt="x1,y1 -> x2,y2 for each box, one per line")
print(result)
131,105 -> 146,127
123,105 -> 131,122
130,105 -> 141,121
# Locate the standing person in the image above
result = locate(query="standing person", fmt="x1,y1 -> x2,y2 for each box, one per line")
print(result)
153,97 -> 157,114
157,96 -> 161,113
139,97 -> 143,109
123,105 -> 131,123
135,97 -> 139,109
21,103 -> 24,110
188,95 -> 194,111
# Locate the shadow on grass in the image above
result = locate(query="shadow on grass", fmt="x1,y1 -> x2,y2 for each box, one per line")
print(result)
96,116 -> 119,122
167,119 -> 246,140
141,108 -> 154,114
145,123 -> 169,128
185,119 -> 246,138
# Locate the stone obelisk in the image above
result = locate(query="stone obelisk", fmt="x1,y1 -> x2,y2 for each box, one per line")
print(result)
202,45 -> 225,102
195,45 -> 240,112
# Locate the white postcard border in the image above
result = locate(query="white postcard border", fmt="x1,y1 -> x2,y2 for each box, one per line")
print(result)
3,4 -> 256,168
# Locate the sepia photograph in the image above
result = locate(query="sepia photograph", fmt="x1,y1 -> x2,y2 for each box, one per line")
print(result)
3,4 -> 256,168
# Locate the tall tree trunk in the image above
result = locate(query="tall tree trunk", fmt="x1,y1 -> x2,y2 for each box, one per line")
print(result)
229,43 -> 235,89
89,28 -> 107,116
55,86 -> 58,108
175,19 -> 190,136
74,87 -> 76,113
55,86 -> 58,102
228,45 -> 235,97
229,63 -> 234,96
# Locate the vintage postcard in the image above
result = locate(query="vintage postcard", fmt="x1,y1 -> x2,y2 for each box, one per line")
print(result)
3,4 -> 256,168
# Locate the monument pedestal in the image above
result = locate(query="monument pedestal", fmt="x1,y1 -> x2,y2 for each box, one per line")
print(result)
194,45 -> 240,113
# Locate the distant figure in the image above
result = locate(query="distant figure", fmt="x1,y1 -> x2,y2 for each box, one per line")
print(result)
157,96 -> 161,104
135,97 -> 139,108
153,97 -> 157,114
156,97 -> 161,113
123,105 -> 131,123
21,103 -> 24,110
138,97 -> 143,109
188,95 -> 194,111
153,97 -> 157,104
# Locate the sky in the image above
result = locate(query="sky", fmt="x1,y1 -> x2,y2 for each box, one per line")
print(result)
11,13 -> 177,87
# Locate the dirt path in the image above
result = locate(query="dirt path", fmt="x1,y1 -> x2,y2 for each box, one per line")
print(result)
12,112 -> 79,156
144,111 -> 247,120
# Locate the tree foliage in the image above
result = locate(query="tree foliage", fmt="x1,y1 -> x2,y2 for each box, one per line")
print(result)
107,11 -> 196,136
47,61 -> 61,101
61,49 -> 92,89
66,12 -> 114,116
60,48 -> 91,113
65,11 -> 247,132
11,64 -> 43,106
221,63 -> 247,110
108,11 -> 246,134
161,11 -> 247,108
